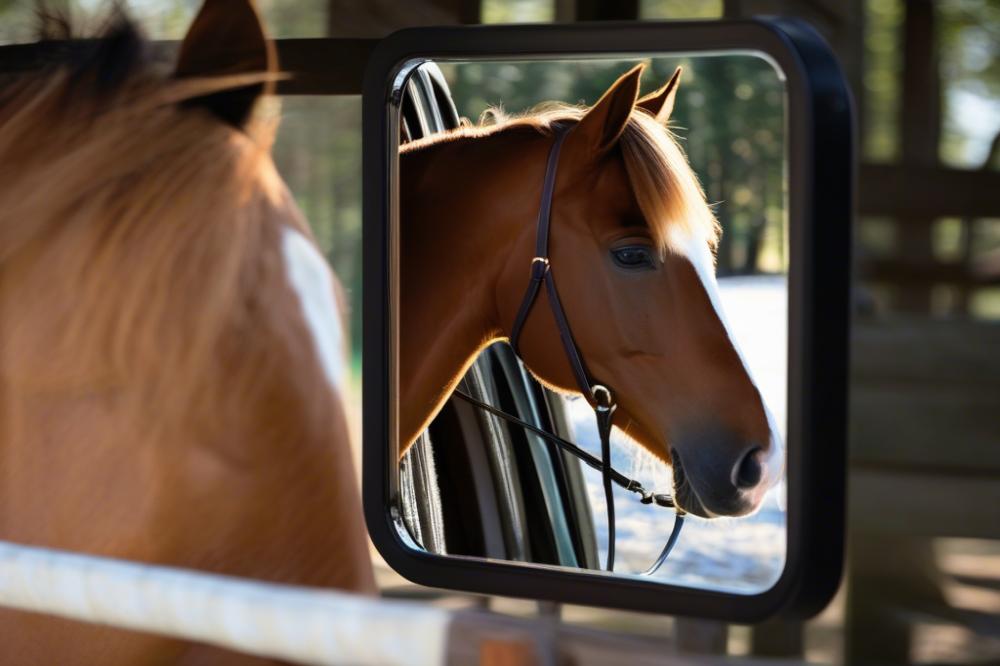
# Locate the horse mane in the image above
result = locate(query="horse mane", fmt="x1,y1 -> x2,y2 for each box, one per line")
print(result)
403,101 -> 720,257
0,13 -> 322,440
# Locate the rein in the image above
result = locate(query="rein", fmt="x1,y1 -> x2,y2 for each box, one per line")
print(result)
451,388 -> 684,575
459,124 -> 684,575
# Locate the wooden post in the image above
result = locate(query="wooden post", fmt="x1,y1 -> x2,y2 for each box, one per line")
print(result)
574,0 -> 639,21
844,4 -> 945,661
554,0 -> 576,22
748,619 -> 804,657
893,0 -> 940,313
845,534 -> 947,664
674,618 -> 728,654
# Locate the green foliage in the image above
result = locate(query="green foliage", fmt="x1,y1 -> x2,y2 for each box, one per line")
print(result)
0,0 -> 325,41
939,0 -> 1000,100
640,0 -> 722,20
482,0 -> 553,23
257,0 -> 327,37
937,0 -> 1000,168
863,0 -> 999,169
863,0 -> 903,162
271,97 -> 364,356
481,0 -> 724,23
0,0 -> 40,43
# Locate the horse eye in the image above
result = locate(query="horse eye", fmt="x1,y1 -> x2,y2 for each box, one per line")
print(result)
611,246 -> 656,270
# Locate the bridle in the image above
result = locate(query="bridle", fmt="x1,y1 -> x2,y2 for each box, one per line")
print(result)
453,124 -> 685,575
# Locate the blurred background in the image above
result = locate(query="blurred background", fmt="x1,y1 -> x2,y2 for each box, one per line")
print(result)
2,0 -> 998,663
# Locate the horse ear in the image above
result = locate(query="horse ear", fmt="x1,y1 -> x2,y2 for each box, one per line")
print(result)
572,64 -> 643,155
636,66 -> 681,123
174,0 -> 276,128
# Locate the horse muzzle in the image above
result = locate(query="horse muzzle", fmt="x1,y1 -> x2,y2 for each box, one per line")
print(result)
670,425 -> 774,518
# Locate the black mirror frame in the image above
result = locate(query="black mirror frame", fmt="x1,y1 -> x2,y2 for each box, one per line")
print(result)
363,17 -> 853,621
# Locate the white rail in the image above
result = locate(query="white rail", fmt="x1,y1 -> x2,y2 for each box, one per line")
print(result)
0,541 -> 450,665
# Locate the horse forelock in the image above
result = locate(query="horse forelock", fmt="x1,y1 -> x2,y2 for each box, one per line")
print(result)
0,14 -> 335,445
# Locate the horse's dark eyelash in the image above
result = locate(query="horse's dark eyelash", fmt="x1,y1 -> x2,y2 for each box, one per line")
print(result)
611,246 -> 657,269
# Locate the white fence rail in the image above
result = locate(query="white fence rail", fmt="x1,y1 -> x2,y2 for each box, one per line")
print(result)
0,541 -> 450,665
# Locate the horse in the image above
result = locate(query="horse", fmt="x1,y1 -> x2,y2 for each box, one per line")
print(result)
0,0 -> 374,662
399,65 -> 784,521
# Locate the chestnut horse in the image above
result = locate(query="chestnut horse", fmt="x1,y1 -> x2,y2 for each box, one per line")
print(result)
0,1 -> 373,663
400,66 -> 783,520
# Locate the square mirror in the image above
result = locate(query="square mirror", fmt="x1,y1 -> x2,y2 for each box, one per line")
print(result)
364,20 -> 852,620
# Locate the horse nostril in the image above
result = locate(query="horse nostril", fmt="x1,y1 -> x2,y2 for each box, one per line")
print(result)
732,446 -> 764,489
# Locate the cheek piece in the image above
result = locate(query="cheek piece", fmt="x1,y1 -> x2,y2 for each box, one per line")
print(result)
452,124 -> 685,575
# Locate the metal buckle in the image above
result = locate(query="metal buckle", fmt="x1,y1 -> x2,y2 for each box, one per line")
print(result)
530,256 -> 549,279
591,384 -> 614,411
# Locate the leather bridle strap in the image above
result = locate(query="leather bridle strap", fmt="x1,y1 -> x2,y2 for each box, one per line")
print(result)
502,123 -> 685,575
451,388 -> 676,507
509,126 -> 596,400
508,125 -> 619,571
451,386 -> 684,575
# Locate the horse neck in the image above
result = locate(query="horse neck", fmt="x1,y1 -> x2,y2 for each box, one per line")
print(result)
399,128 -> 548,447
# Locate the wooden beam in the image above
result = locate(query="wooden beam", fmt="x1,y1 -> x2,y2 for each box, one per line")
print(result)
858,259 -> 1000,287
849,321 -> 1000,471
858,164 -> 1000,219
0,39 -> 379,96
274,38 -> 377,95
849,469 -> 1000,539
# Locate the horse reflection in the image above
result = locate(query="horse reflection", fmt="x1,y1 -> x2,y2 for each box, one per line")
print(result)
400,66 -> 783,519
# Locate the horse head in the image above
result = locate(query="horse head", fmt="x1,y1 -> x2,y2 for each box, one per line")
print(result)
491,66 -> 784,518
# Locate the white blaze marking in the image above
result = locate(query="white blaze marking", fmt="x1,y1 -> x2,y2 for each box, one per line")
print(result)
675,232 -> 786,488
281,227 -> 346,391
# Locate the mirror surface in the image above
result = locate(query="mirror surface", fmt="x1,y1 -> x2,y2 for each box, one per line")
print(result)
393,54 -> 787,594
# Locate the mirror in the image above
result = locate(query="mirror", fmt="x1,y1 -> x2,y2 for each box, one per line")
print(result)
393,53 -> 787,594
364,18 -> 851,619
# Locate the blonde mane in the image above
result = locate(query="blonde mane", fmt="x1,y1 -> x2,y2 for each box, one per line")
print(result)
0,12 -> 379,643
403,100 -> 720,257
0,18 -> 323,441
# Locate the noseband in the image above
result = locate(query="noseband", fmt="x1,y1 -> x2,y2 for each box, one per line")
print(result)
454,124 -> 684,575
